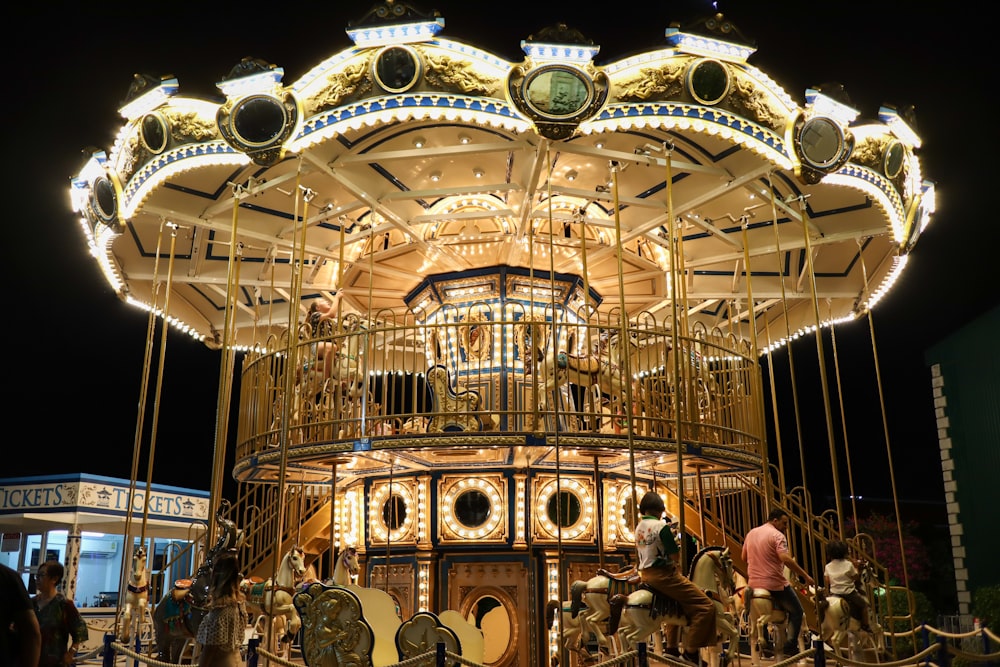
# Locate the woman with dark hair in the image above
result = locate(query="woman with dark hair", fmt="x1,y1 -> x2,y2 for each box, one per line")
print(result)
32,561 -> 87,667
196,554 -> 247,667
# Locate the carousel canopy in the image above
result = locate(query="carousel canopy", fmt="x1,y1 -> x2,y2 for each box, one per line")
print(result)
69,2 -> 933,354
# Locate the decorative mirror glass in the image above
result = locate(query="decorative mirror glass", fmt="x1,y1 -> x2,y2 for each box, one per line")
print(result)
232,95 -> 287,147
140,113 -> 167,153
524,66 -> 592,118
799,116 -> 845,169
546,490 -> 581,527
374,46 -> 420,93
93,177 -> 117,222
884,140 -> 905,179
382,493 -> 407,531
468,594 -> 512,665
688,59 -> 729,105
454,489 -> 491,528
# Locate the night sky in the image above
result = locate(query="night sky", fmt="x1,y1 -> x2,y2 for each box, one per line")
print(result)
5,2 -> 995,514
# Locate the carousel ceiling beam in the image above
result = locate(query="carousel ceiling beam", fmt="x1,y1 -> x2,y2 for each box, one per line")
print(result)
302,150 -> 423,246
381,182 -> 521,201
334,139 -> 531,165
506,138 -> 550,266
681,223 -> 888,268
141,205 -> 343,264
555,141 -> 728,178
304,151 -> 476,273
200,168 -> 305,219
206,284 -> 258,319
409,208 -> 518,224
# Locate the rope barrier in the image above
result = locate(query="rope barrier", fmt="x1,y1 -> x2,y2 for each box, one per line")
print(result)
88,619 -> 998,667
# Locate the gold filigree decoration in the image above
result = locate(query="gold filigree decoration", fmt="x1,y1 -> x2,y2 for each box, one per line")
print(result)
310,60 -> 371,115
852,136 -> 887,170
421,52 -> 498,95
165,111 -> 217,142
729,76 -> 784,131
120,133 -> 142,183
617,63 -> 684,101
460,309 -> 492,362
297,584 -> 372,667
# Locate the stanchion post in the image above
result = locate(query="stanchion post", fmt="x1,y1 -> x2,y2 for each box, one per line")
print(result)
936,630 -> 949,667
248,636 -> 260,667
638,641 -> 648,667
436,642 -> 445,666
813,636 -> 825,667
103,633 -> 115,667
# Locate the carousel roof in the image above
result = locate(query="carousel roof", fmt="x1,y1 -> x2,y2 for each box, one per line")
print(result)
69,2 -> 933,353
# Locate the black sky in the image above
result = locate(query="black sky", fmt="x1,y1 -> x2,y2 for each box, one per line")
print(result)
4,2 -> 996,510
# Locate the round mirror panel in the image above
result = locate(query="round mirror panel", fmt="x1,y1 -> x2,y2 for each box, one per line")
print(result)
140,113 -> 167,153
688,59 -> 729,105
468,594 -> 512,665
799,116 -> 845,169
884,140 -> 905,179
454,489 -> 491,528
523,66 -> 593,118
382,494 -> 407,531
93,177 -> 117,222
231,95 -> 287,147
546,490 -> 582,527
374,46 -> 420,93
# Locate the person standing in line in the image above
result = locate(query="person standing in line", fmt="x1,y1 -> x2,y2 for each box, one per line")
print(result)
742,508 -> 816,656
634,491 -> 716,667
32,561 -> 87,667
1,563 -> 42,667
196,553 -> 247,667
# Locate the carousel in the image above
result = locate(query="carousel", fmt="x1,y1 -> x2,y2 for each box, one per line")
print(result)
69,2 -> 933,666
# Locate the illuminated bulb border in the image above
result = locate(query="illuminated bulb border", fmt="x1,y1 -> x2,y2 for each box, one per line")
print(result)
536,478 -> 592,540
370,483 -> 415,543
441,477 -> 504,539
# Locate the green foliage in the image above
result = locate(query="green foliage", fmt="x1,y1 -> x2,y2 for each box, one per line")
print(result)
877,587 -> 936,658
972,585 -> 1000,629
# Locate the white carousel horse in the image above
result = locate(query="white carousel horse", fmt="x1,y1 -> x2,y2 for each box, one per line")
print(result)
570,566 -> 639,652
546,596 -> 594,663
119,545 -> 149,643
300,546 -> 360,587
302,311 -> 366,399
743,567 -> 808,666
815,563 -> 884,661
608,546 -> 739,665
241,546 -> 308,647
331,546 -> 359,586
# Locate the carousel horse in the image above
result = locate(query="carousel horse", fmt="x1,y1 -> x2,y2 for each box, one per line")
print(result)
744,567 -> 808,665
152,502 -> 240,662
546,595 -> 595,663
815,563 -> 884,661
241,546 -> 308,646
152,560 -> 212,662
570,566 -> 639,653
119,545 -> 149,643
331,546 -> 359,586
608,546 -> 739,664
303,310 -> 366,400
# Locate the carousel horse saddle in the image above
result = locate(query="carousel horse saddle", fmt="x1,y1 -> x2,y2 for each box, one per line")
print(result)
629,583 -> 686,620
597,567 -> 641,586
556,351 -> 602,374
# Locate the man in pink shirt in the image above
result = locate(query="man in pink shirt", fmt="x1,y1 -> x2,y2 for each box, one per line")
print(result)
742,508 -> 815,656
